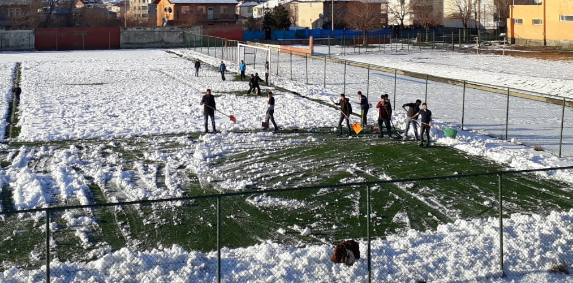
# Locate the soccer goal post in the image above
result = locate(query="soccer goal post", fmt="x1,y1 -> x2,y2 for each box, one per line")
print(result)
237,43 -> 271,77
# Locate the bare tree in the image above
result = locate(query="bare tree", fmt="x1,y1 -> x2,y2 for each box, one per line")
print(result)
287,2 -> 298,27
387,0 -> 411,31
412,4 -> 442,41
345,0 -> 383,46
73,7 -> 120,27
3,0 -> 44,29
446,0 -> 473,40
493,0 -> 510,29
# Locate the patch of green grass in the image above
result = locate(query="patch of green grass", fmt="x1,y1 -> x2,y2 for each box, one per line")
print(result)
0,217 -> 45,271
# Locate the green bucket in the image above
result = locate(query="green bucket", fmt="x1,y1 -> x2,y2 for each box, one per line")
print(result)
443,127 -> 457,139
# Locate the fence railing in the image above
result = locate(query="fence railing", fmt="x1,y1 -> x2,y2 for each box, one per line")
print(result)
188,34 -> 573,159
2,166 -> 573,282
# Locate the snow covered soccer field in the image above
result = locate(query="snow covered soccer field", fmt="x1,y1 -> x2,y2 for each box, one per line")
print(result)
0,49 -> 573,282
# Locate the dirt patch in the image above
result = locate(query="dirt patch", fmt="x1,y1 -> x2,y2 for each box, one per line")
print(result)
484,45 -> 573,61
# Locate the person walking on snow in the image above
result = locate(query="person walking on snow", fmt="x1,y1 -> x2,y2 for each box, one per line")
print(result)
376,94 -> 392,138
264,61 -> 270,85
412,102 -> 432,147
264,91 -> 279,131
334,93 -> 352,137
219,61 -> 226,81
402,99 -> 421,141
358,91 -> 369,127
194,59 -> 201,77
200,89 -> 216,133
239,60 -> 246,80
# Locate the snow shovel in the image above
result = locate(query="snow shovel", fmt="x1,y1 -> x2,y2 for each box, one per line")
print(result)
204,104 -> 237,123
331,99 -> 362,134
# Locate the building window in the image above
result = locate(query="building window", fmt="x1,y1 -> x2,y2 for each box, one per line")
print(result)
514,19 -> 523,25
532,19 -> 542,25
221,6 -> 228,14
560,15 -> 573,22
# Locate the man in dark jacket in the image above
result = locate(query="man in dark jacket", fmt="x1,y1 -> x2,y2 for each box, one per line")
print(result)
200,89 -> 216,133
402,99 -> 421,141
194,59 -> 201,77
334,93 -> 352,136
219,61 -> 226,81
247,74 -> 262,95
358,91 -> 369,127
264,91 -> 279,131
13,84 -> 21,102
376,94 -> 392,138
412,103 -> 432,147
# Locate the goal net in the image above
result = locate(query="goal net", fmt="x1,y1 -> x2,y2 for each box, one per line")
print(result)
237,43 -> 271,78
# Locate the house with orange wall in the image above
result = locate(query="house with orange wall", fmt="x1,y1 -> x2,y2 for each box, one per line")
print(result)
507,0 -> 573,47
153,0 -> 237,26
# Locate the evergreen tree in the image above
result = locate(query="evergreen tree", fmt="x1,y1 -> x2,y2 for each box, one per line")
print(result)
271,6 -> 290,30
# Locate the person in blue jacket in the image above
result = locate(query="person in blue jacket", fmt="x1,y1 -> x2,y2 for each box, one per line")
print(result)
239,60 -> 246,80
219,61 -> 226,81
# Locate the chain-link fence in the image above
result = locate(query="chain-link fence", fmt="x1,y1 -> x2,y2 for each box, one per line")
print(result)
2,166 -> 573,282
188,35 -> 573,158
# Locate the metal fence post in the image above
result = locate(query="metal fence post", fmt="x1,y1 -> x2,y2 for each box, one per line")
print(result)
323,56 -> 327,88
290,52 -> 292,80
46,209 -> 51,283
425,74 -> 428,103
393,69 -> 397,109
305,53 -> 308,84
217,196 -> 221,283
367,185 -> 372,283
328,35 -> 331,56
207,36 -> 210,56
498,174 -> 505,277
366,64 -> 370,99
343,60 -> 347,94
461,81 -> 466,130
505,88 -> 510,140
452,32 -> 455,51
559,98 -> 566,158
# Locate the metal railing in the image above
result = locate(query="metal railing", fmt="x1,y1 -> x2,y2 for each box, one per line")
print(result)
2,166 -> 573,282
189,34 -> 573,159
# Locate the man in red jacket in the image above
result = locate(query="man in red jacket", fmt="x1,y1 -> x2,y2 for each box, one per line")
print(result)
376,94 -> 392,138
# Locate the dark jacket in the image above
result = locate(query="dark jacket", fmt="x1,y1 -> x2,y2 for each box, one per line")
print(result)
268,96 -> 275,111
376,100 -> 392,119
418,109 -> 432,124
252,75 -> 263,86
336,99 -> 351,116
219,63 -> 226,72
194,61 -> 200,69
201,94 -> 216,115
403,102 -> 420,119
359,96 -> 369,110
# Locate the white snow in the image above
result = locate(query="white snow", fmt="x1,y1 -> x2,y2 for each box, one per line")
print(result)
1,48 -> 573,282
